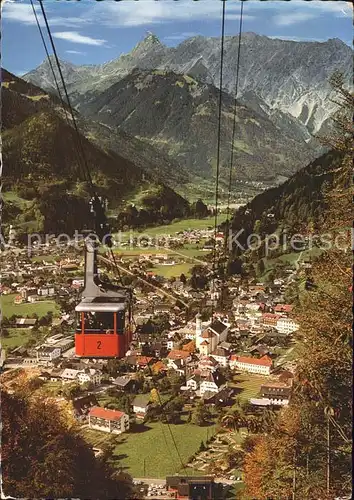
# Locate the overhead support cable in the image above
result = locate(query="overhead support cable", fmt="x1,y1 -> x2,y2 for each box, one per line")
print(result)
30,0 -> 65,108
212,0 -> 227,287
30,0 -> 85,181
225,0 -> 244,258
37,0 -> 96,196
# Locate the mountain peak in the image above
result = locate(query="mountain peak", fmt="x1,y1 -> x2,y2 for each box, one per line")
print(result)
327,37 -> 347,48
130,32 -> 163,55
38,55 -> 74,70
144,32 -> 161,44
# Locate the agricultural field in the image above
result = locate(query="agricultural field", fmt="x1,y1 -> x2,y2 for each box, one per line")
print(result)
0,327 -> 32,350
1,294 -> 60,319
229,373 -> 270,404
83,420 -> 216,478
148,263 -> 193,279
114,214 -> 228,240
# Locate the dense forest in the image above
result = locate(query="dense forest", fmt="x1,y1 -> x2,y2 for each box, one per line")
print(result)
237,73 -> 353,499
1,69 -> 193,237
1,374 -> 139,499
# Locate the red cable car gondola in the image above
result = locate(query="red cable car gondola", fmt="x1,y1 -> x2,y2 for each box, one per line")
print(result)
75,241 -> 133,358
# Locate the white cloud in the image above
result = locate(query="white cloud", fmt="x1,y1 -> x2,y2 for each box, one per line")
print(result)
2,3 -> 42,24
53,31 -> 107,46
89,1 -> 255,28
163,31 -> 201,41
264,0 -> 352,26
1,2 -> 89,28
307,1 -> 352,17
273,11 -> 317,27
65,50 -> 87,55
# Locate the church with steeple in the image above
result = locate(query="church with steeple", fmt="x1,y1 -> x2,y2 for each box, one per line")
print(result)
195,313 -> 230,356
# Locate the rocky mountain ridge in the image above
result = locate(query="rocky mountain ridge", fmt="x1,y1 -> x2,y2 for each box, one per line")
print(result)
24,32 -> 352,135
79,68 -> 317,181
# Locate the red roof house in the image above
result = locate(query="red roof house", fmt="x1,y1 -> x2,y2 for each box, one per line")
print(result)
230,355 -> 272,374
88,406 -> 130,434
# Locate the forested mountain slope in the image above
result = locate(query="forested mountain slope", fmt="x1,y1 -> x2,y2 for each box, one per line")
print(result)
80,69 -> 315,181
1,69 -> 190,235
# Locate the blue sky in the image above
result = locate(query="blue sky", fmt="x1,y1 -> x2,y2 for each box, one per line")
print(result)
1,0 -> 352,76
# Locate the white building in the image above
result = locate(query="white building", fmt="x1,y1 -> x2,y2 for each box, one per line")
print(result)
132,396 -> 151,419
88,407 -> 130,434
276,318 -> 299,334
250,397 -> 289,407
183,376 -> 200,392
61,368 -> 81,383
37,286 -> 55,297
210,347 -> 229,367
77,368 -> 102,385
230,355 -> 272,375
199,372 -> 225,397
36,346 -> 61,362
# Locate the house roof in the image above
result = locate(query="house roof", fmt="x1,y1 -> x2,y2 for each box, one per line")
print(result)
202,390 -> 219,401
136,356 -> 153,366
262,313 -> 281,320
261,386 -> 291,398
231,355 -> 273,367
133,395 -> 151,408
274,304 -> 293,313
113,376 -> 132,387
199,356 -> 218,366
260,382 -> 290,389
61,368 -> 80,379
187,374 -> 201,384
16,318 -> 37,326
152,361 -> 167,373
199,340 -> 209,346
211,347 -> 229,358
201,329 -> 216,339
278,370 -> 294,383
73,394 -> 98,414
201,371 -> 225,386
209,319 -> 227,335
89,406 -> 125,421
171,358 -> 183,368
166,476 -> 214,489
182,341 -> 196,352
38,346 -> 58,353
167,350 -> 190,360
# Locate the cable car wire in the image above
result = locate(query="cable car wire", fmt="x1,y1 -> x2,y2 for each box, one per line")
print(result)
212,0 -> 226,278
30,0 -> 66,113
225,0 -> 244,256
29,0 -> 86,182
37,0 -> 96,196
211,0 -> 226,314
109,249 -> 125,287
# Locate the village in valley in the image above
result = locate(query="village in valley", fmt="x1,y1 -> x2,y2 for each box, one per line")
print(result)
0,223 -> 304,499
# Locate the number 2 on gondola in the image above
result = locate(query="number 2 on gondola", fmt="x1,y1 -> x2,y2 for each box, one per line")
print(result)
97,341 -> 102,349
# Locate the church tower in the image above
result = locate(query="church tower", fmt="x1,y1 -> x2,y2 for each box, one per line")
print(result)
195,313 -> 202,349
